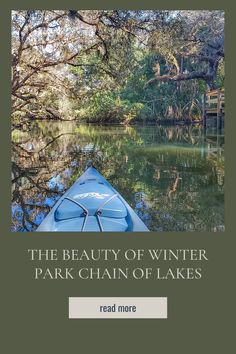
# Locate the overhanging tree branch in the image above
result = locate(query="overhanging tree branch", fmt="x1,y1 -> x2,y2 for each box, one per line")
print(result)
146,71 -> 212,86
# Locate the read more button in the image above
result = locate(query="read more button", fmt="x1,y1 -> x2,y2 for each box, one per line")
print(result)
69,297 -> 167,319
100,304 -> 137,313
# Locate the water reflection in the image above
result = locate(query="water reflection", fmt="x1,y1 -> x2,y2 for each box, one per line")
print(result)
12,122 -> 224,232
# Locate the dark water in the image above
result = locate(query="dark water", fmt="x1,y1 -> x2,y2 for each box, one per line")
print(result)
12,122 -> 224,232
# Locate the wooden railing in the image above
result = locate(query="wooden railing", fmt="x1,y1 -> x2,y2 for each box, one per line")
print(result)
205,89 -> 224,115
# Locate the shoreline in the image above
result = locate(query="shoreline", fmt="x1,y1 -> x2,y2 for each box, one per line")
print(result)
16,118 -> 204,127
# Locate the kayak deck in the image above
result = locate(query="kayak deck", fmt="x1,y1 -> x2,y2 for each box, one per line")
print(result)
37,166 -> 149,232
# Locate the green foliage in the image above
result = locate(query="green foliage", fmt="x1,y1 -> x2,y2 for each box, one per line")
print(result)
72,47 -> 224,122
12,10 -> 224,124
77,91 -> 144,123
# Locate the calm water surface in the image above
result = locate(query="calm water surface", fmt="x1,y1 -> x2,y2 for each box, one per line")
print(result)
12,122 -> 224,232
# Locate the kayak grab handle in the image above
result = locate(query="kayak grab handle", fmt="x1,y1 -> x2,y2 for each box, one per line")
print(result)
96,194 -> 118,215
59,194 -> 119,232
95,194 -> 118,232
63,197 -> 89,231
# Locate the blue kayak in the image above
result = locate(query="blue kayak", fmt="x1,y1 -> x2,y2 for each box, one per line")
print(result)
36,166 -> 149,232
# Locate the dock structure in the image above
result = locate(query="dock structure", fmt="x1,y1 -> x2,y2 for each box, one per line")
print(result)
203,89 -> 224,132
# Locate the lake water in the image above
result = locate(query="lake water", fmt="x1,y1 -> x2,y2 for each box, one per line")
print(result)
12,122 -> 224,232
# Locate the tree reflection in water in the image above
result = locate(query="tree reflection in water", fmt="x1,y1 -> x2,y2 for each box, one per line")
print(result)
11,122 -> 224,232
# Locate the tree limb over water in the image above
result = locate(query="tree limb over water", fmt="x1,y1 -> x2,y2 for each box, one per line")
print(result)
12,10 -> 224,123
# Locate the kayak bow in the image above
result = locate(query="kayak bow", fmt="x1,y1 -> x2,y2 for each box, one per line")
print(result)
36,166 -> 149,232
